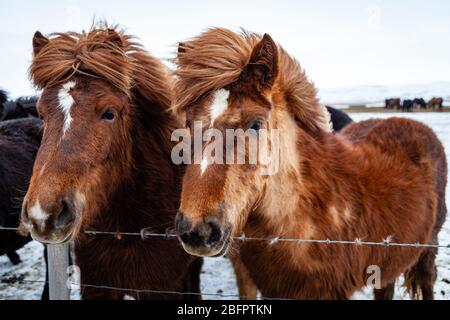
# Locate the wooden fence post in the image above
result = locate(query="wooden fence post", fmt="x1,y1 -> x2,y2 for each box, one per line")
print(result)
47,243 -> 70,300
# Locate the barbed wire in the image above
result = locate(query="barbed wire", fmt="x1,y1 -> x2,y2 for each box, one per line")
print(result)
0,226 -> 21,231
2,226 -> 449,249
2,226 -> 450,300
0,277 -> 292,300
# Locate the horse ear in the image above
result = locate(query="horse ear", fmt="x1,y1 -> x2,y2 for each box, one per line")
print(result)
32,31 -> 49,56
244,33 -> 279,90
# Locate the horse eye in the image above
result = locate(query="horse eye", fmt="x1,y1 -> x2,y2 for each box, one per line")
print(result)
101,109 -> 115,121
250,119 -> 263,131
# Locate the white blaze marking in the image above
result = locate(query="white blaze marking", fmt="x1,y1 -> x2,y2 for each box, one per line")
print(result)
200,89 -> 229,176
209,89 -> 229,126
200,156 -> 209,175
58,81 -> 76,135
29,200 -> 49,229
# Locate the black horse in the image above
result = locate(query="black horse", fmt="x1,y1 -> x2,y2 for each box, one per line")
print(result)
0,117 -> 50,300
413,98 -> 427,109
0,118 -> 42,256
0,91 -> 48,299
326,106 -> 353,132
402,99 -> 413,112
0,90 -> 38,121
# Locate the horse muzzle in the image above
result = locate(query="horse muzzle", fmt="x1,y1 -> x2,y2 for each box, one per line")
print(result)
21,195 -> 82,244
175,211 -> 232,257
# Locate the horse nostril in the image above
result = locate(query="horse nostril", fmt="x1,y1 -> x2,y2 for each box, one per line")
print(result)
206,222 -> 222,245
184,229 -> 205,247
176,211 -> 192,234
54,199 -> 75,228
180,223 -> 223,247
180,232 -> 191,244
176,212 -> 223,248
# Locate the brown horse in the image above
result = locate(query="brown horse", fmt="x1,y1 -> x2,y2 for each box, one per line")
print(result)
384,98 -> 401,110
427,97 -> 444,110
172,28 -> 447,300
19,26 -> 202,299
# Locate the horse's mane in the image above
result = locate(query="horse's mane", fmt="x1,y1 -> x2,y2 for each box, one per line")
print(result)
29,26 -> 178,153
29,26 -> 173,115
174,28 -> 331,135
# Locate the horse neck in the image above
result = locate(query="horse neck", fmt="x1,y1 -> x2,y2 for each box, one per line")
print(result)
93,98 -> 181,233
257,109 -> 356,240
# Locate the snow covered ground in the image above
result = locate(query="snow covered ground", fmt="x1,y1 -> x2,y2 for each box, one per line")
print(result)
1,112 -> 449,300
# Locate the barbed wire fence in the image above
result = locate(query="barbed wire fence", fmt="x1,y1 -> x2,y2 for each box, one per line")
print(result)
1,226 -> 450,300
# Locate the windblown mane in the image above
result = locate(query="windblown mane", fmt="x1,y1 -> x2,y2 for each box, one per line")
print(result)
174,28 -> 331,135
29,26 -> 173,115
29,26 -> 178,153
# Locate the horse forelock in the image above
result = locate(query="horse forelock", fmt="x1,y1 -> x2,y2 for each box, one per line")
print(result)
173,27 -> 332,136
29,26 -> 173,113
173,28 -> 257,114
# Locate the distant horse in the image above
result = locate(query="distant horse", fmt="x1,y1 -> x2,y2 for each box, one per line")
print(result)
385,98 -> 401,109
0,117 -> 48,299
413,98 -> 427,110
172,28 -> 447,299
20,27 -> 202,299
428,97 -> 444,110
402,99 -> 413,112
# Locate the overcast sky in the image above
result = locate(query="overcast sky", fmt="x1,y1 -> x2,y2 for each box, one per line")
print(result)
1,0 -> 449,97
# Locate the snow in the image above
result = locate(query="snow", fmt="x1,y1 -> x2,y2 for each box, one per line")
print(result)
0,241 -> 46,300
1,112 -> 450,300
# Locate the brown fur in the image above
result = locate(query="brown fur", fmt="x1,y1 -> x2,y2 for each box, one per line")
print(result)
228,250 -> 258,299
21,26 -> 202,299
174,28 -> 448,299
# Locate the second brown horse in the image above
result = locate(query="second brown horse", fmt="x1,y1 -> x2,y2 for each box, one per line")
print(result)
173,28 -> 447,300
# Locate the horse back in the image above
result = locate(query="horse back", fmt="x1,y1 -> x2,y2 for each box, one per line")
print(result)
342,117 -> 445,170
341,116 -> 447,234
